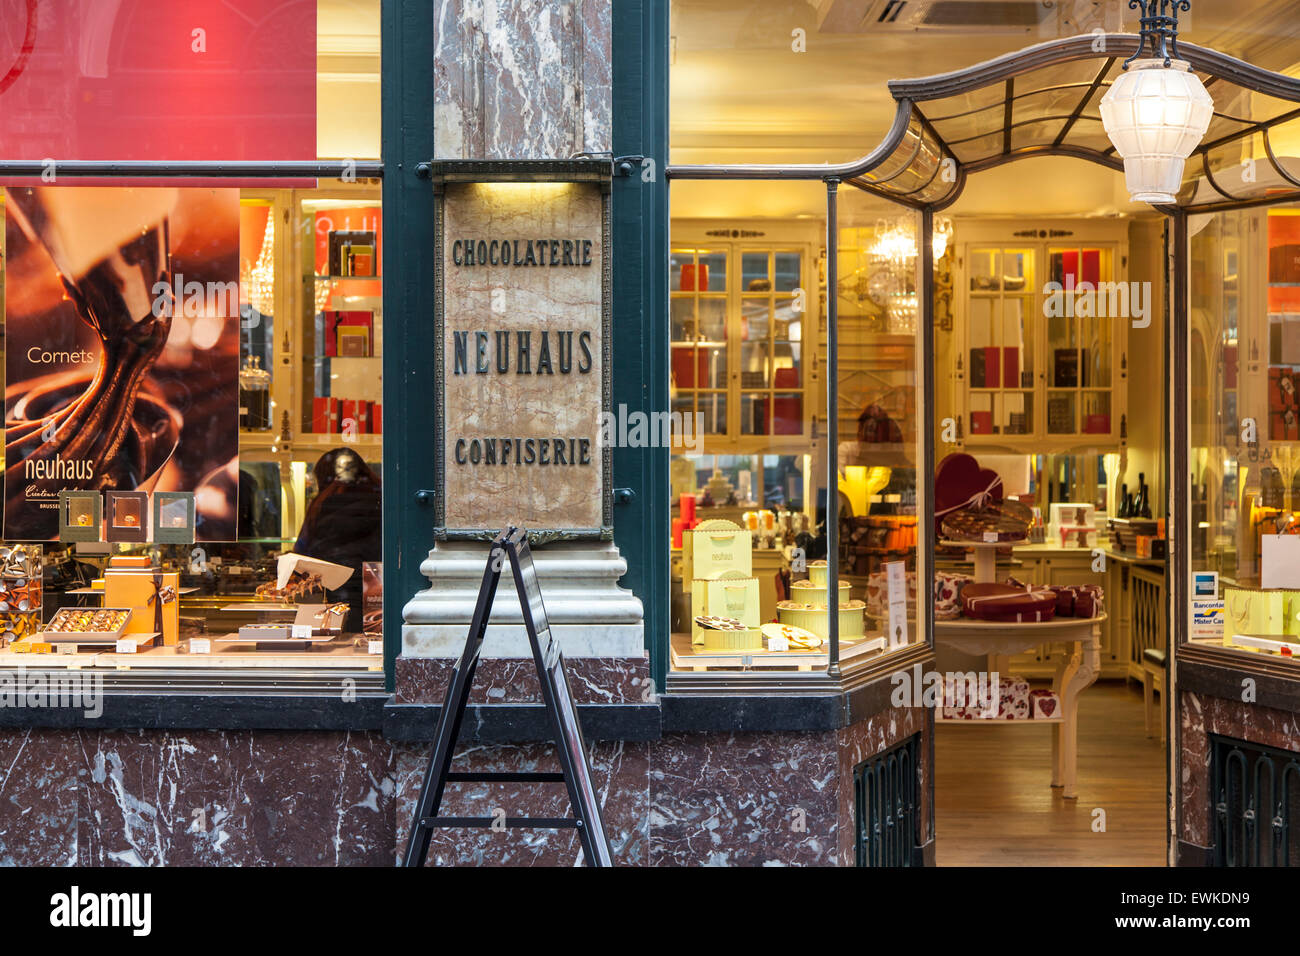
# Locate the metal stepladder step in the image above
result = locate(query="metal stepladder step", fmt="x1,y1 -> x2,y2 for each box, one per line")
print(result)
402,527 -> 614,867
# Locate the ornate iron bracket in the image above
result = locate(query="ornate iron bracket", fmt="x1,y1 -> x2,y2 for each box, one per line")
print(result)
1124,0 -> 1191,69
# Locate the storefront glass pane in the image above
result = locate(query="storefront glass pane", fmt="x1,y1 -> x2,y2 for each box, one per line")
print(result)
1,176 -> 381,676
1189,205 -> 1300,666
670,182 -> 830,673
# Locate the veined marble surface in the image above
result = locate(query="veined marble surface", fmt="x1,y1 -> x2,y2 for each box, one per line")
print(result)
434,0 -> 612,160
0,729 -> 395,866
1179,691 -> 1300,847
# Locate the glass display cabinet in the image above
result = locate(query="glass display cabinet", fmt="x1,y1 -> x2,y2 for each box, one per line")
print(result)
670,221 -> 819,452
237,182 -> 383,540
953,221 -> 1129,450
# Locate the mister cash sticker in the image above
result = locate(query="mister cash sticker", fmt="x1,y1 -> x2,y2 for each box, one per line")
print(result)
1191,599 -> 1225,641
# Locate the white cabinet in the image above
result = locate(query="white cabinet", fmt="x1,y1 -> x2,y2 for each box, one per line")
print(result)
952,219 -> 1131,453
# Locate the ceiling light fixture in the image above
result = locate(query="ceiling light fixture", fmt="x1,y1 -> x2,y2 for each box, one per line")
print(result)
1099,1 -> 1214,205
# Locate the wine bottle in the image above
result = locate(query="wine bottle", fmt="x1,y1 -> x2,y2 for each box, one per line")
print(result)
1119,484 -> 1130,517
1137,472 -> 1152,519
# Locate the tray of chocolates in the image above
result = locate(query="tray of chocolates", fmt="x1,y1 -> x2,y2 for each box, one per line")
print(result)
41,607 -> 132,643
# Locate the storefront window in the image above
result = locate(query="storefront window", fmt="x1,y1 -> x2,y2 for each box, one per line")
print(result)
669,173 -> 927,677
1188,205 -> 1300,664
0,1 -> 383,680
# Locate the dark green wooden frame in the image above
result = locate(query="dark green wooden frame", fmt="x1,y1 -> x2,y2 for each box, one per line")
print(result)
381,0 -> 671,691
612,0 -> 671,691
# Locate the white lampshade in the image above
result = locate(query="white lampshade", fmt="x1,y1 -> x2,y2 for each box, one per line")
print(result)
1099,58 -> 1214,205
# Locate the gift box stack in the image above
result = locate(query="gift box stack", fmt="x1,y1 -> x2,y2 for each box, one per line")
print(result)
933,572 -> 975,620
941,674 -> 1060,720
866,566 -> 918,619
685,519 -> 762,650
1269,366 -> 1299,440
1048,583 -> 1105,619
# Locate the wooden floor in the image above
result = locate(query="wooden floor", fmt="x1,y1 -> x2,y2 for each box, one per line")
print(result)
935,680 -> 1168,866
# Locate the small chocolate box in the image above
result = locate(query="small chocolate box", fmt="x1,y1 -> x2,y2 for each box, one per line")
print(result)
104,491 -> 148,543
58,491 -> 102,542
153,492 -> 196,545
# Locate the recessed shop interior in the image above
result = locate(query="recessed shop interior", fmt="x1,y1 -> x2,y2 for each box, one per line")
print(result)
668,0 -> 1300,863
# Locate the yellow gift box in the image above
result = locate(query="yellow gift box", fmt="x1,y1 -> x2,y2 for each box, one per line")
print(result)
690,570 -> 760,643
11,640 -> 52,654
682,519 -> 752,581
700,627 -> 763,651
1224,587 -> 1290,638
104,569 -> 181,645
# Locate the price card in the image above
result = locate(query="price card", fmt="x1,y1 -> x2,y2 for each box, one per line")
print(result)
190,638 -> 211,654
885,560 -> 909,650
291,624 -> 313,640
983,532 -> 998,543
367,639 -> 383,655
767,636 -> 790,653
114,638 -> 137,654
1262,536 -> 1300,589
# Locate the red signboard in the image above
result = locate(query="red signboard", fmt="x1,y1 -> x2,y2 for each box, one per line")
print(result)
0,0 -> 316,181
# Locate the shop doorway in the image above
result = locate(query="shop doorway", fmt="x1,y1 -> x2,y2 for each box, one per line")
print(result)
929,198 -> 1170,865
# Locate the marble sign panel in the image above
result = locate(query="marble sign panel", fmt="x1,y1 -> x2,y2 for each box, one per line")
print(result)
436,167 -> 610,537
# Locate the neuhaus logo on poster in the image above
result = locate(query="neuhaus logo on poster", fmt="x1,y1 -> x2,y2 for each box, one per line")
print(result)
49,886 -> 151,936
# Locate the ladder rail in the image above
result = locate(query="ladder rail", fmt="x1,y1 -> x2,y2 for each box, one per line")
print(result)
402,528 -> 615,868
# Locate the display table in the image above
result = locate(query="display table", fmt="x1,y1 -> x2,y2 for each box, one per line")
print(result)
935,538 -> 1102,799
934,615 -> 1103,799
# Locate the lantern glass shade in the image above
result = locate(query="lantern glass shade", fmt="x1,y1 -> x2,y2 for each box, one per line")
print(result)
1099,58 -> 1215,205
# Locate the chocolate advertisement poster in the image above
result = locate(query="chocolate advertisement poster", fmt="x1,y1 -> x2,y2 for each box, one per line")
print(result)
2,187 -> 240,540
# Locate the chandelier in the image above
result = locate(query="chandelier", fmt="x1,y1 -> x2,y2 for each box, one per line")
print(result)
241,214 -> 275,317
860,215 -> 951,333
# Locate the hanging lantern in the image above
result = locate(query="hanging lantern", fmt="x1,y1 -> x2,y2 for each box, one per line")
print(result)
1099,1 -> 1213,205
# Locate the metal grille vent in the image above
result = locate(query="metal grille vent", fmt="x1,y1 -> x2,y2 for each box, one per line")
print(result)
1211,733 -> 1300,867
854,733 -> 921,867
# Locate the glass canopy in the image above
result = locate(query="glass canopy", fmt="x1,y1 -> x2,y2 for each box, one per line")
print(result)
674,33 -> 1300,213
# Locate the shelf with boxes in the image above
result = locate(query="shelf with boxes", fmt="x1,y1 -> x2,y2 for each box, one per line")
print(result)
237,189 -> 384,459
952,220 -> 1128,450
672,519 -> 886,672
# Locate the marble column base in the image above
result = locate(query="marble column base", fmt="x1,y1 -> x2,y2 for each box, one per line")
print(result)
403,541 -> 644,659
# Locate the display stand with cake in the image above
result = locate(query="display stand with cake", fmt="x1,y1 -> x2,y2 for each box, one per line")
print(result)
931,453 -> 1105,800
674,520 -> 885,670
777,559 -> 880,656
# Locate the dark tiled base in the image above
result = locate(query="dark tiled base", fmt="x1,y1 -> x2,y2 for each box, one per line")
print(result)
1179,691 -> 1300,847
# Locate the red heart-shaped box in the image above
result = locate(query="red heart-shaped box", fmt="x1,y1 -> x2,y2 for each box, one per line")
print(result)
935,453 -> 1004,536
1030,689 -> 1059,718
